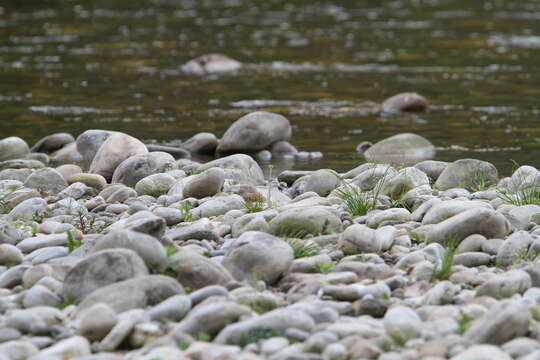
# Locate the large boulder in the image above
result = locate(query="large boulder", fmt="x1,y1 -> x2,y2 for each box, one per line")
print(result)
172,301 -> 251,338
197,154 -> 264,185
134,173 -> 176,197
166,251 -> 233,290
476,270 -> 532,298
422,199 -> 492,225
105,211 -> 166,239
62,249 -> 148,301
414,160 -> 449,182
379,166 -> 431,200
304,169 -> 340,197
217,111 -> 292,154
191,194 -> 245,219
89,133 -> 147,181
425,208 -> 510,244
383,306 -> 423,343
8,198 -> 47,222
506,205 -> 540,231
23,168 -> 68,196
222,231 -> 294,285
92,230 -> 167,267
268,207 -> 342,237
496,231 -> 534,267
182,167 -> 225,199
77,275 -> 183,314
111,152 -> 176,187
182,132 -> 218,154
339,224 -> 396,255
434,159 -> 498,191
215,308 -> 315,345
76,130 -> 116,168
50,142 -> 84,165
182,54 -> 242,75
0,137 -> 30,161
464,300 -> 531,345
451,345 -> 512,360
31,133 -> 74,153
364,133 -> 435,164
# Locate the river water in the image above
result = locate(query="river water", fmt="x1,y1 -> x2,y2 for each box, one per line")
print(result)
2,0 -> 540,175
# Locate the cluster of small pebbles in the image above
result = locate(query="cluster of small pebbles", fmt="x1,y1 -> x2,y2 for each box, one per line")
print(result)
1,106 -> 539,360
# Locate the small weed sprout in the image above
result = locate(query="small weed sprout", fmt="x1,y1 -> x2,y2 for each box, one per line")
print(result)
457,311 -> 472,334
178,340 -> 190,350
76,208 -> 97,234
180,203 -> 193,222
233,328 -> 289,347
58,291 -> 78,310
410,232 -> 425,245
248,271 -> 266,292
316,262 -> 335,274
249,297 -> 276,314
165,245 -> 177,257
431,239 -> 458,282
275,227 -> 309,239
285,238 -> 320,258
66,230 -> 82,252
196,333 -> 211,342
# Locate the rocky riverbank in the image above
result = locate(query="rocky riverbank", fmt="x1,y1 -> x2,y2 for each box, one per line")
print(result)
0,111 -> 539,360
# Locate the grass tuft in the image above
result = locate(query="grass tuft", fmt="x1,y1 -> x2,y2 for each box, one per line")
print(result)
457,311 -> 472,334
334,185 -> 375,217
233,328 -> 288,347
66,230 -> 82,253
165,245 -> 177,257
285,238 -> 320,258
243,200 -> 266,213
431,239 -> 458,282
316,262 -> 335,274
410,232 -> 425,245
58,291 -> 78,310
334,166 -> 390,217
497,162 -> 540,206
180,202 -> 193,222
469,168 -> 491,192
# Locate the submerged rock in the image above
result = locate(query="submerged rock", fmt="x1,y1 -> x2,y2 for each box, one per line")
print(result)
381,92 -> 430,113
364,133 -> 435,164
181,54 -> 242,75
217,111 -> 292,154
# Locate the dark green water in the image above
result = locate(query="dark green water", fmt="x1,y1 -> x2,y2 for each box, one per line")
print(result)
2,0 -> 540,175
